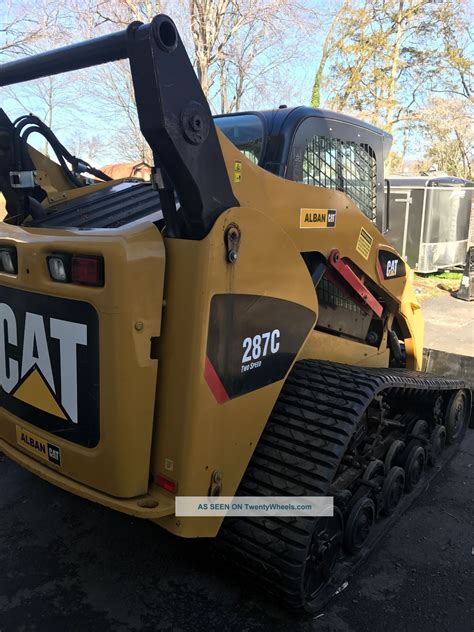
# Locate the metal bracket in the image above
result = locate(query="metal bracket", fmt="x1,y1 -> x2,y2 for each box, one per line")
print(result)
328,249 -> 384,318
208,470 -> 223,497
10,171 -> 35,188
0,14 -> 240,239
225,223 -> 241,264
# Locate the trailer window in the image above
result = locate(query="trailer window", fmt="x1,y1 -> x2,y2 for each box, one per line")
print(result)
214,114 -> 264,164
291,129 -> 377,221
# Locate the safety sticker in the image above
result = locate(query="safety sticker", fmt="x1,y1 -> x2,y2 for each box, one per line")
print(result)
234,161 -> 242,183
16,426 -> 61,466
356,227 -> 373,260
300,208 -> 336,229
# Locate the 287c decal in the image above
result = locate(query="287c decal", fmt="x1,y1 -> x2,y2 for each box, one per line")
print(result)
241,329 -> 280,371
205,294 -> 315,402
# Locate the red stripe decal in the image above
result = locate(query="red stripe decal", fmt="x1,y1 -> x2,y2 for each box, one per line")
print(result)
204,356 -> 229,403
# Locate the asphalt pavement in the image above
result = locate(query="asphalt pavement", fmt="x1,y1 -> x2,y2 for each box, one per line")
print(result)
422,295 -> 474,357
0,428 -> 473,632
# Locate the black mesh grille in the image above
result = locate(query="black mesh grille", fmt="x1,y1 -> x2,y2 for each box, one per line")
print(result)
317,276 -> 367,315
302,135 -> 377,221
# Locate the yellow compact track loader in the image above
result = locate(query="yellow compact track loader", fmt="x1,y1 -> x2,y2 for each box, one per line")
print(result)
0,15 -> 470,611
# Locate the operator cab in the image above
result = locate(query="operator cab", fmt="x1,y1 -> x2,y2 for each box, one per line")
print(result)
215,106 -> 392,233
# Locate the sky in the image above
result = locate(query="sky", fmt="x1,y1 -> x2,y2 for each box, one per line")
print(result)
0,1 -> 471,168
0,0 -> 330,166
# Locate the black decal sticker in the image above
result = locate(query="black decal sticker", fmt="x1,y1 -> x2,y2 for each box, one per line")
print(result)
377,250 -> 406,280
0,286 -> 99,447
206,294 -> 315,401
47,442 -> 61,466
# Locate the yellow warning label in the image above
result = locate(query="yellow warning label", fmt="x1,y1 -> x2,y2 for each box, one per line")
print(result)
356,227 -> 373,260
13,368 -> 67,420
300,208 -> 336,229
234,161 -> 242,183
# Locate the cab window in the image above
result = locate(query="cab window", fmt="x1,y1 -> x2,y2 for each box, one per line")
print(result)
214,114 -> 264,164
289,118 -> 377,222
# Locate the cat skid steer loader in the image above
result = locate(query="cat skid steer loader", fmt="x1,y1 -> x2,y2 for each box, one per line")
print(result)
0,15 -> 470,611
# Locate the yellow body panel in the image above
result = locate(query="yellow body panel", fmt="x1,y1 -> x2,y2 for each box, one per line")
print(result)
0,221 -> 165,497
0,129 -> 424,537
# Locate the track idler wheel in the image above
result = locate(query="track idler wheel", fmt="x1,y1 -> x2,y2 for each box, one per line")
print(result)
403,445 -> 426,491
381,466 -> 405,516
428,425 -> 447,466
343,497 -> 375,554
445,390 -> 468,444
302,509 -> 343,602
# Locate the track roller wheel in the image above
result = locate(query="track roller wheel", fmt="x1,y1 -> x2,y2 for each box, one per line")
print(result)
362,459 -> 385,481
384,439 -> 405,473
302,510 -> 343,604
381,466 -> 405,516
412,419 -> 429,439
445,390 -> 468,444
343,497 -> 375,554
428,425 -> 446,466
403,445 -> 426,491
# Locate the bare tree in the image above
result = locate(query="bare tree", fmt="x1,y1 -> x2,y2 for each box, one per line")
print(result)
67,130 -> 107,163
4,72 -> 76,155
420,97 -> 473,178
214,1 -> 317,113
0,0 -> 69,58
310,0 -> 351,108
61,0 -> 317,162
431,0 -> 473,100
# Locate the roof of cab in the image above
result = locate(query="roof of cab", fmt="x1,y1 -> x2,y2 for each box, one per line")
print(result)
214,105 -> 392,142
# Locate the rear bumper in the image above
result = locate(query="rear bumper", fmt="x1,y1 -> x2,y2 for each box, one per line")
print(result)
0,437 -> 175,520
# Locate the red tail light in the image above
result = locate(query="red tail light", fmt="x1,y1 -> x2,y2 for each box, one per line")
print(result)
71,255 -> 104,286
155,474 -> 178,493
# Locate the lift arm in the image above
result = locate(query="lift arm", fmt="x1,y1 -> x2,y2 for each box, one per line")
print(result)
0,14 -> 239,239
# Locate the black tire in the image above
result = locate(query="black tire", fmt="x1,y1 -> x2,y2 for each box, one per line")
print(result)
363,459 -> 385,481
428,425 -> 446,466
445,390 -> 469,444
403,445 -> 426,491
302,510 -> 343,607
343,497 -> 375,554
382,466 -> 405,516
384,439 -> 405,473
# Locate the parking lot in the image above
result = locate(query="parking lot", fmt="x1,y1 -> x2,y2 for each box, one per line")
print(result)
1,291 -> 473,631
0,425 -> 472,632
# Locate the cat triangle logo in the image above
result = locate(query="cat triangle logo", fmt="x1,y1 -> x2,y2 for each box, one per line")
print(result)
12,367 -> 67,421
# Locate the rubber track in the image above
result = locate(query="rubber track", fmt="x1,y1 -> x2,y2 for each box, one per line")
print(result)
219,359 -> 468,608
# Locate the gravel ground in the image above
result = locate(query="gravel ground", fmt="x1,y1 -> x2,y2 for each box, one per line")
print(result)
0,429 -> 472,632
